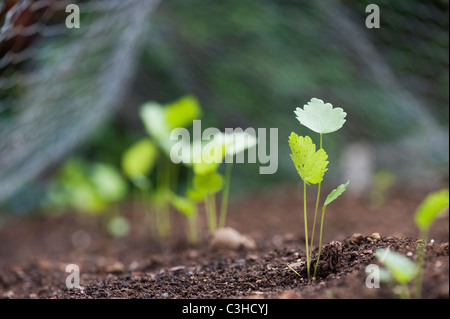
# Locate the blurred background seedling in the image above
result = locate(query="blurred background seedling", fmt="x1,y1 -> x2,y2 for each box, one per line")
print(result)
138,95 -> 202,239
374,189 -> 449,299
375,248 -> 417,299
413,188 -> 449,298
45,158 -> 129,237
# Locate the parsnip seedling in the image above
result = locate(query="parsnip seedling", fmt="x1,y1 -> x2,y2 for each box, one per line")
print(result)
413,188 -> 449,298
289,98 -> 348,280
46,158 -> 129,237
220,132 -> 257,228
373,189 -> 448,299
138,96 -> 202,239
376,248 -> 417,299
121,138 -> 158,191
168,191 -> 200,244
186,131 -> 257,233
289,133 -> 328,279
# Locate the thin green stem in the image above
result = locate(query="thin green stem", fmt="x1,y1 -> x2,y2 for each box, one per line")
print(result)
414,228 -> 428,299
187,214 -> 199,245
309,182 -> 321,260
219,162 -> 233,228
154,158 -> 172,239
303,180 -> 310,279
309,133 -> 323,261
313,207 -> 326,280
399,284 -> 412,299
205,193 -> 217,232
287,264 -> 302,278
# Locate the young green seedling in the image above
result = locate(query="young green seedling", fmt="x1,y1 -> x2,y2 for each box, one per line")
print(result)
191,137 -> 227,232
375,248 -> 417,299
139,95 -> 202,239
184,131 -> 257,233
289,133 -> 328,279
168,191 -> 200,244
289,98 -> 348,280
219,132 -> 257,228
294,98 -> 347,264
121,138 -> 158,192
46,158 -> 129,237
413,188 -> 449,298
313,181 -> 349,279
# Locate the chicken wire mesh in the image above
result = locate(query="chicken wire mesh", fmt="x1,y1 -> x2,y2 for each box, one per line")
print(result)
0,0 -> 160,203
0,0 -> 448,205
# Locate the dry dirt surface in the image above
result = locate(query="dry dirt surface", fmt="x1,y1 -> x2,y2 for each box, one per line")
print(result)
0,186 -> 448,308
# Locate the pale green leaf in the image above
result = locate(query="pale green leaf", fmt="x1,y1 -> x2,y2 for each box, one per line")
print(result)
193,140 -> 226,175
165,95 -> 202,130
294,98 -> 346,134
375,249 -> 417,284
169,192 -> 198,218
140,102 -> 169,140
121,138 -> 158,179
289,133 -> 328,184
186,187 -> 206,202
414,189 -> 449,231
193,171 -> 223,194
90,163 -> 128,203
107,216 -> 130,237
379,268 -> 393,283
324,181 -> 350,208
67,183 -> 106,213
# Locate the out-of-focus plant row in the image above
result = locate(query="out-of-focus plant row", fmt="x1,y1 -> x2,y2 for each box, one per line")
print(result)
44,95 -> 256,243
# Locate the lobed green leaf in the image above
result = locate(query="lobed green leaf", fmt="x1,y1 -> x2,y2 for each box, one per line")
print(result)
288,133 -> 328,184
294,98 -> 346,134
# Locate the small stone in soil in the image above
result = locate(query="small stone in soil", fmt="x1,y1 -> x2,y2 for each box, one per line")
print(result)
349,233 -> 364,245
210,227 -> 256,250
370,232 -> 381,240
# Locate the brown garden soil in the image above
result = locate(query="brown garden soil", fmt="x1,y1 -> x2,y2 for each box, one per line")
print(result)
0,185 -> 448,300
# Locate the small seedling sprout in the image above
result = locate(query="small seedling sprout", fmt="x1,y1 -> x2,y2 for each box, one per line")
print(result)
219,132 -> 257,228
413,188 -> 449,298
373,189 -> 448,299
46,159 -> 129,237
138,96 -> 202,239
121,138 -> 158,192
375,248 -> 417,299
289,98 -> 348,280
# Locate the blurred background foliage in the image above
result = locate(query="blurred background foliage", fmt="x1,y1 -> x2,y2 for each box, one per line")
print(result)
0,0 -> 448,217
